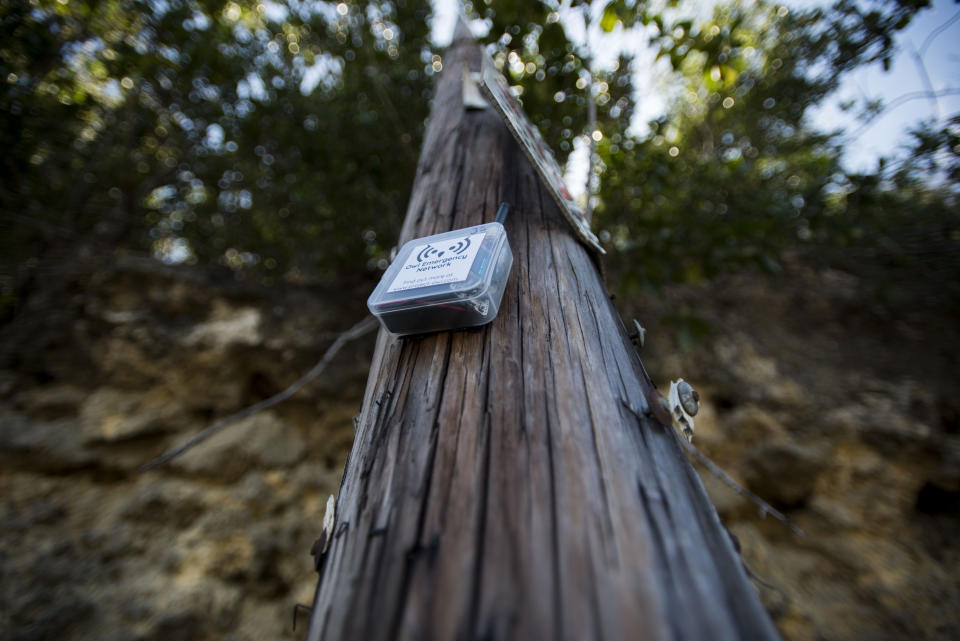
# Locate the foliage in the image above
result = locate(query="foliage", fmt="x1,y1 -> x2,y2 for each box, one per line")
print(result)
2,0 -> 957,319
1,0 -> 434,295
476,0 -> 955,296
468,0 -> 635,163
597,1 -> 849,288
811,115 -> 960,308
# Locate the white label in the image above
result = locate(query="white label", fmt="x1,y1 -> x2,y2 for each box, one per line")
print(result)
386,231 -> 487,293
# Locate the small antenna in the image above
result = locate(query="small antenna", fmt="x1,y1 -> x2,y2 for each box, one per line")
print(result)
495,202 -> 510,225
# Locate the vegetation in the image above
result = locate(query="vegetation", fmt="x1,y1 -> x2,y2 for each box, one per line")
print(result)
2,0 -> 958,318
2,0 -> 434,294
478,0 -> 958,300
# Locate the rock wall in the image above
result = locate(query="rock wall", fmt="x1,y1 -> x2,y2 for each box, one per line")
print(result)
1,262 -> 373,641
1,258 -> 958,640
629,261 -> 960,641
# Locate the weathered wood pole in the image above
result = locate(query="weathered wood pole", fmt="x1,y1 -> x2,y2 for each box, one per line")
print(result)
307,25 -> 781,641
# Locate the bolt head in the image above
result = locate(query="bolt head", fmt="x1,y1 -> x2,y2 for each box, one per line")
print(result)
676,379 -> 700,416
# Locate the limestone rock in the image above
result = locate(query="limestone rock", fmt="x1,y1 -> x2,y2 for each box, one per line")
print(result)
181,303 -> 261,349
724,405 -> 788,442
742,440 -> 826,508
15,384 -> 88,419
5,251 -> 957,641
80,388 -> 186,442
118,479 -> 212,528
925,435 -> 960,493
0,409 -> 96,472
172,410 -> 305,481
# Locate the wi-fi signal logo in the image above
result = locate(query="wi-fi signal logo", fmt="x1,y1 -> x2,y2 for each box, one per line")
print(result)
416,244 -> 443,262
447,237 -> 471,255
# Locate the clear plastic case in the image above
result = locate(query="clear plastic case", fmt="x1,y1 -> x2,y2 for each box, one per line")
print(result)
367,222 -> 513,336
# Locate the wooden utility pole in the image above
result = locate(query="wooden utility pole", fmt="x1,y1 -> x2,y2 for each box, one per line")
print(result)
306,24 -> 781,641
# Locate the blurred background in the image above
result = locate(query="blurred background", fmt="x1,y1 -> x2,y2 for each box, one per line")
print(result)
1,0 -> 958,639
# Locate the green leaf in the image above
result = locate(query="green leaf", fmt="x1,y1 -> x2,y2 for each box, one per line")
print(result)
600,5 -> 621,32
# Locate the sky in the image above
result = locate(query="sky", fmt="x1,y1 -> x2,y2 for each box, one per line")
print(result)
803,0 -> 960,173
430,0 -> 960,177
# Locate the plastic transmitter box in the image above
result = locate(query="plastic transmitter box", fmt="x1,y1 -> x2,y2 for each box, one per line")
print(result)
367,222 -> 513,336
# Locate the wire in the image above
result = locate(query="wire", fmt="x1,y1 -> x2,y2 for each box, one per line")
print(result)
920,10 -> 960,57
140,315 -> 379,472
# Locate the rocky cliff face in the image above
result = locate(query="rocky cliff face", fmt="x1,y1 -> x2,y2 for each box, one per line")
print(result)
630,261 -> 960,641
1,258 -> 957,640
0,261 -> 374,641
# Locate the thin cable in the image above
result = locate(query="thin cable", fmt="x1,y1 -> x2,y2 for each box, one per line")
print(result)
920,10 -> 960,57
141,315 -> 379,472
677,436 -> 805,536
621,396 -> 804,536
846,88 -> 960,139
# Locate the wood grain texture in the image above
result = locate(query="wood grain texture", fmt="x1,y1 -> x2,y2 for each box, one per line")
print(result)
307,31 -> 781,641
